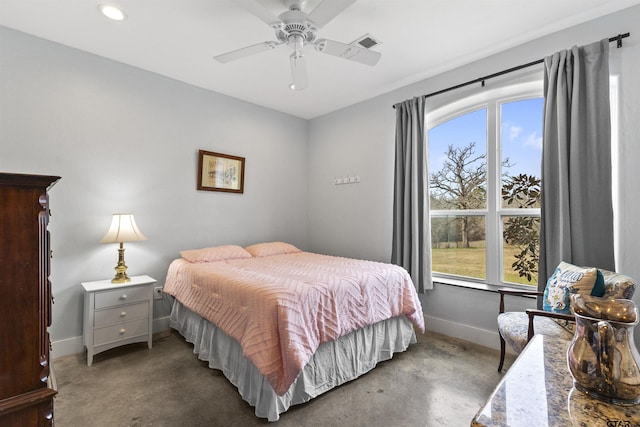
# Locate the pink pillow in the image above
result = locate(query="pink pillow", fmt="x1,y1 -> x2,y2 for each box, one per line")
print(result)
244,242 -> 301,257
180,245 -> 253,263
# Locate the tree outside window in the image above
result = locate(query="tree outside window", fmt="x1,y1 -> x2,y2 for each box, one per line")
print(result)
428,96 -> 542,286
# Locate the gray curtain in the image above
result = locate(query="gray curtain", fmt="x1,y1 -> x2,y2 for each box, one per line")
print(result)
391,96 -> 432,292
538,39 -> 615,295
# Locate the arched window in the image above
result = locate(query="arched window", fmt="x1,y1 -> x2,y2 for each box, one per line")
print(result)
427,80 -> 542,287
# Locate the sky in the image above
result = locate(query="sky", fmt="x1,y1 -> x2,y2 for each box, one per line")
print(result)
428,97 -> 543,179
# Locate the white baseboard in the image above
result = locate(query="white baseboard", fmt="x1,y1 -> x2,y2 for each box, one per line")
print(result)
53,315 -> 511,359
424,314 -> 516,354
153,315 -> 171,334
51,316 -> 172,359
51,335 -> 83,360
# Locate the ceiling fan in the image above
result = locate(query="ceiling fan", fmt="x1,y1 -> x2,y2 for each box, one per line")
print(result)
214,0 -> 381,90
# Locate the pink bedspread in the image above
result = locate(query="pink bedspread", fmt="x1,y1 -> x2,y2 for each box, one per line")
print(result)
163,251 -> 424,395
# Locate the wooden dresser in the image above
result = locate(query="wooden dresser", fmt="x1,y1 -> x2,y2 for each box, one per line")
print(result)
0,172 -> 60,426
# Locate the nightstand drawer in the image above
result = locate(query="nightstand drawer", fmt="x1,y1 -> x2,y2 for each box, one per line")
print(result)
95,286 -> 150,309
94,301 -> 149,328
93,318 -> 149,346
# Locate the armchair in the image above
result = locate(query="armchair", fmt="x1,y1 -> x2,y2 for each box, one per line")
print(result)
496,265 -> 635,372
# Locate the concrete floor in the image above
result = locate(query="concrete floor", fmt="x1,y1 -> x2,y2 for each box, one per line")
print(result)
52,329 -> 514,427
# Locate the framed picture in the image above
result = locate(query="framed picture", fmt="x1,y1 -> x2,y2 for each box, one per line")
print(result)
197,150 -> 245,193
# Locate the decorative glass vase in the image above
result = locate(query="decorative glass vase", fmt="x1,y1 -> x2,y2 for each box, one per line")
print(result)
567,295 -> 640,405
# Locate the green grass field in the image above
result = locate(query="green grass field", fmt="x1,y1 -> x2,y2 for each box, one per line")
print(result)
431,241 -> 537,286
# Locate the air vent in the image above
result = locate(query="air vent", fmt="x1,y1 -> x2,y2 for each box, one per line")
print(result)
351,34 -> 381,49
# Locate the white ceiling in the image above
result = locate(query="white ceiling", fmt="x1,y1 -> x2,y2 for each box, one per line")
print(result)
1,0 -> 638,119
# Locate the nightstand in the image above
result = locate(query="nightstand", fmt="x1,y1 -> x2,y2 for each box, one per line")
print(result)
82,275 -> 156,366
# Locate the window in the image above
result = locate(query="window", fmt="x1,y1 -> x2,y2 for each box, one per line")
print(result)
427,83 -> 542,287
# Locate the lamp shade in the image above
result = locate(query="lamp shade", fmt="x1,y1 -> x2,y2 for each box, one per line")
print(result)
100,213 -> 147,243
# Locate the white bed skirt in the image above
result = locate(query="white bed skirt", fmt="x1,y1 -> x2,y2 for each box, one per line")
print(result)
169,300 -> 417,422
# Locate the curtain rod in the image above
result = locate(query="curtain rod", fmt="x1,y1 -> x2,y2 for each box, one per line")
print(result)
393,32 -> 630,108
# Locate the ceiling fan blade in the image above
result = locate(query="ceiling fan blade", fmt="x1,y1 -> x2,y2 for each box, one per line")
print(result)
235,0 -> 281,27
290,53 -> 308,91
214,41 -> 281,63
307,0 -> 357,28
315,39 -> 381,66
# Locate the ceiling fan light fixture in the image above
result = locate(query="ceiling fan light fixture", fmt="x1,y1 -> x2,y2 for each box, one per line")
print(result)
288,34 -> 304,52
221,0 -> 373,91
98,4 -> 127,21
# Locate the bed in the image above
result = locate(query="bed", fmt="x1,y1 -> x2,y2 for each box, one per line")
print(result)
163,242 -> 424,421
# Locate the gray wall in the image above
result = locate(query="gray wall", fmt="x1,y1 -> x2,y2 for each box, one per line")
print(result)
0,26 -> 309,355
307,6 -> 640,350
2,5 -> 640,357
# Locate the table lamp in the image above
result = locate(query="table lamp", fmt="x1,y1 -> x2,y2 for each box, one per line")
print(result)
100,213 -> 147,283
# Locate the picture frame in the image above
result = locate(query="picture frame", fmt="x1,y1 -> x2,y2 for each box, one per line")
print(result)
197,149 -> 245,193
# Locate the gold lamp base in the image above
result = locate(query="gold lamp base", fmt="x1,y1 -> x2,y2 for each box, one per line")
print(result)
111,243 -> 131,283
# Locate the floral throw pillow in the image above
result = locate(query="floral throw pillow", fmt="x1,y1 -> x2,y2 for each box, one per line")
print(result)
542,261 -> 598,315
601,270 -> 636,299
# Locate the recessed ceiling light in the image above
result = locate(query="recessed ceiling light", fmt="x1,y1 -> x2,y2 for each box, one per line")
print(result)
98,4 -> 127,21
